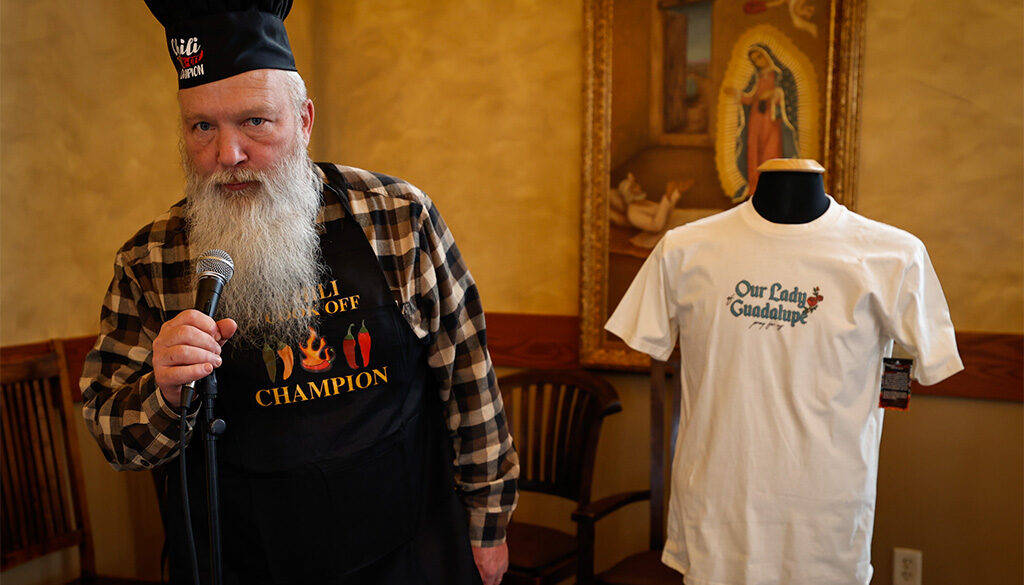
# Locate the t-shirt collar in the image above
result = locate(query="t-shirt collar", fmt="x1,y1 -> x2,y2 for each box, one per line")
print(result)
738,194 -> 844,237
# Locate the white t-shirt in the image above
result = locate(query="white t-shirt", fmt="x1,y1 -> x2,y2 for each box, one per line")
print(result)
605,197 -> 962,585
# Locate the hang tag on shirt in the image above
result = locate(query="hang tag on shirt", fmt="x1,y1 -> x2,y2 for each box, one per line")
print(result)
879,358 -> 913,410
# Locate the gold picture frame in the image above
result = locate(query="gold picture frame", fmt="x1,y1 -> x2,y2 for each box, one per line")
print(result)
580,0 -> 867,369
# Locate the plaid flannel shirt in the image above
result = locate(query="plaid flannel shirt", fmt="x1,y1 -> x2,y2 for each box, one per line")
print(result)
81,164 -> 518,546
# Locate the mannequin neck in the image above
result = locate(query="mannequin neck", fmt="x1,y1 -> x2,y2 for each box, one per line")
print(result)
751,171 -> 829,224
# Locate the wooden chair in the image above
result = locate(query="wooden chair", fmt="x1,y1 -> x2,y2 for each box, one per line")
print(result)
1,340 -> 156,584
500,369 -> 622,585
573,359 -> 685,585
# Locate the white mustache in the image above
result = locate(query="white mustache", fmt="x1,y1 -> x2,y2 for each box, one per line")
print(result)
207,167 -> 264,186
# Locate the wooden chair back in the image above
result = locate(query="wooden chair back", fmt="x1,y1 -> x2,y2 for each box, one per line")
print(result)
500,369 -> 622,504
648,359 -> 681,550
0,340 -> 95,574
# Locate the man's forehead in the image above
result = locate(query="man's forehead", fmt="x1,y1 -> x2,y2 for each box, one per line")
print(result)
178,69 -> 289,117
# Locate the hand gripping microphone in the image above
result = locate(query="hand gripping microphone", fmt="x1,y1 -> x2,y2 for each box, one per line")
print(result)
183,250 -> 234,392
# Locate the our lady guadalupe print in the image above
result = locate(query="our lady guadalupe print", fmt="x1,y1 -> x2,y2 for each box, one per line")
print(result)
716,25 -> 820,202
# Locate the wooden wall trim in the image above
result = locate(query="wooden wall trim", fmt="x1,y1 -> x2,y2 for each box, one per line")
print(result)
484,317 -> 1022,403
485,313 -> 580,369
3,326 -> 1020,403
919,332 -> 1023,402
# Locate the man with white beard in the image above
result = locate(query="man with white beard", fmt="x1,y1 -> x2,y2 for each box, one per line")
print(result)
180,71 -> 326,351
80,2 -> 517,584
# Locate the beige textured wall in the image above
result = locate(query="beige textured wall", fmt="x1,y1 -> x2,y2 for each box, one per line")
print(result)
1,1 -> 179,346
857,0 -> 1023,334
307,0 -> 583,316
1,0 -> 1021,584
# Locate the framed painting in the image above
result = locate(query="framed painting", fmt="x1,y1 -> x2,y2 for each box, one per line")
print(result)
580,0 -> 866,369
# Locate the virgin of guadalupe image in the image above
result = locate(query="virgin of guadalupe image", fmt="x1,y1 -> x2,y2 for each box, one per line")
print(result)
723,44 -> 801,199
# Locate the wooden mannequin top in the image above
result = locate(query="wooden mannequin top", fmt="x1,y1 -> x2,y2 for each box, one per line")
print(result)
751,158 -> 830,224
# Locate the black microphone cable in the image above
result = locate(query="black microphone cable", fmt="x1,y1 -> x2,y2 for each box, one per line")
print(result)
180,386 -> 202,585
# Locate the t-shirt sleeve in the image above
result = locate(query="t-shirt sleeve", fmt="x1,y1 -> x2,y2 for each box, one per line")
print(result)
886,241 -> 964,386
605,238 -> 678,361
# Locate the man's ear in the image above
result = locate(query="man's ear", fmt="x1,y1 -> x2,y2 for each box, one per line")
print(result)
300,99 -> 314,145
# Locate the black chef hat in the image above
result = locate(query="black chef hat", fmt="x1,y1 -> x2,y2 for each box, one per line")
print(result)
145,0 -> 297,89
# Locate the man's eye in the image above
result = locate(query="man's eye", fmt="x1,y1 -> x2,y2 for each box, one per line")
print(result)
249,117 -> 265,126
195,121 -> 211,131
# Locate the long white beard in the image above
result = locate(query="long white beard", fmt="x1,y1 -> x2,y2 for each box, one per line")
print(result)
184,141 -> 325,349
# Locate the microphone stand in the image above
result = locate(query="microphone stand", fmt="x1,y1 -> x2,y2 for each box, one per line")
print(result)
198,372 -> 226,585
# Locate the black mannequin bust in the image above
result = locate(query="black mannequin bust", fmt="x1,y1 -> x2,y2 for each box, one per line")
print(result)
751,159 -> 830,224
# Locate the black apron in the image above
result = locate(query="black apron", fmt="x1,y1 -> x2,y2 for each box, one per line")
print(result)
164,170 -> 481,585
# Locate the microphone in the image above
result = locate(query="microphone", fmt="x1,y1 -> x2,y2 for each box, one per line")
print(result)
184,250 -> 234,391
194,249 -> 234,317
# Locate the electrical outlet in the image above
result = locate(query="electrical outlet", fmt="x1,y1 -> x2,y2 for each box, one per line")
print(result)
893,547 -> 922,585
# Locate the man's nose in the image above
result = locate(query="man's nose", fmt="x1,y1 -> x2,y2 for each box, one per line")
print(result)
216,129 -> 248,167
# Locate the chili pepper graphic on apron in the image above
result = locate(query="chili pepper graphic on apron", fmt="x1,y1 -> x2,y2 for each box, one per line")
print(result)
261,340 -> 295,382
358,320 -> 372,366
342,324 -> 359,368
342,321 -> 374,368
278,345 -> 294,379
262,343 -> 277,381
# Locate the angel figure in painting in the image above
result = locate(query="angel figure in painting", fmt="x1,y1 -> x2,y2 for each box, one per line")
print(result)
610,174 -> 702,249
723,44 -> 801,199
610,173 -> 683,232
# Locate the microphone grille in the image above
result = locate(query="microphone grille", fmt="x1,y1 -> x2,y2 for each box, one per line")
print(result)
195,249 -> 234,283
